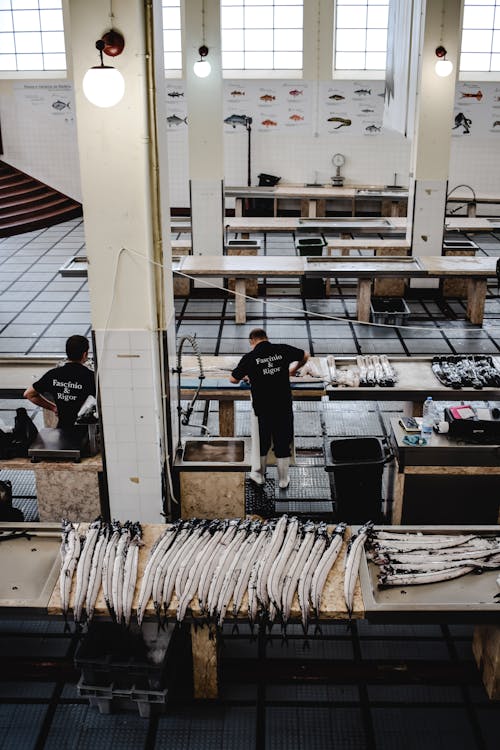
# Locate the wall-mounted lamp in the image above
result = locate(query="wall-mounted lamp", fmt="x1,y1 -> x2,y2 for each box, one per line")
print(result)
193,45 -> 211,78
83,30 -> 125,108
435,45 -> 453,77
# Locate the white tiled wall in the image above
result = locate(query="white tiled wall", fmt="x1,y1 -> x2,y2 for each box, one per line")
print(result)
1,78 -> 499,208
95,328 -> 165,523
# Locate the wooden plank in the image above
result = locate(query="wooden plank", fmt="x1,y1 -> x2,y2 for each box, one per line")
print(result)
219,401 -> 235,437
191,624 -> 219,699
181,255 -> 305,276
467,279 -> 487,325
473,626 -> 500,701
227,246 -> 258,296
357,278 -> 372,322
234,279 -> 247,323
374,245 -> 410,297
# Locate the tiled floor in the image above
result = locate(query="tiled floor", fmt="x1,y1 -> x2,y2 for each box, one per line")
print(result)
1,221 -> 500,748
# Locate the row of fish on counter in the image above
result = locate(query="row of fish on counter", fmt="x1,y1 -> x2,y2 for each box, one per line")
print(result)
60,519 -> 500,631
368,531 -> 500,587
300,354 -> 397,387
59,517 -> 374,631
431,355 -> 500,389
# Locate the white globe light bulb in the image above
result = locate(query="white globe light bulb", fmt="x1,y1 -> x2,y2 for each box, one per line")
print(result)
193,58 -> 211,78
435,58 -> 453,77
83,65 -> 125,108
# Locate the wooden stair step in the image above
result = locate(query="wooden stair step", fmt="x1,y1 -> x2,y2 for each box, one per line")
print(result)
0,205 -> 83,237
0,159 -> 82,237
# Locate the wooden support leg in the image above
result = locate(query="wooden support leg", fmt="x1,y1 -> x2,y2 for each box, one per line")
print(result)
357,279 -> 372,322
301,199 -> 310,217
466,279 -> 487,325
235,198 -> 243,217
235,279 -> 247,323
219,401 -> 235,437
391,469 -> 405,525
473,625 -> 500,701
191,623 -> 219,699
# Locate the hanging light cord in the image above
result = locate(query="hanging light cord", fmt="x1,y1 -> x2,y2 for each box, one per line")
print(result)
201,0 -> 206,45
439,1 -> 445,47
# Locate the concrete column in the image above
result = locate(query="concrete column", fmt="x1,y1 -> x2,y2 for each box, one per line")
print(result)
410,0 -> 463,270
303,0 -> 334,80
183,0 -> 224,257
68,0 -> 176,523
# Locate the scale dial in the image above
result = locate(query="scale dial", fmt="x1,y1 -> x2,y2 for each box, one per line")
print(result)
332,153 -> 345,168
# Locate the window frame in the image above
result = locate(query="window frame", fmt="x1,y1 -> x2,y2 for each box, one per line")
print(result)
0,0 -> 68,79
220,0 -> 304,77
459,0 -> 500,79
332,0 -> 389,80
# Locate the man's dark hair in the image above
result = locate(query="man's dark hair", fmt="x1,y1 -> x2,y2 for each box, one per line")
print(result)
66,335 -> 89,361
249,328 -> 268,342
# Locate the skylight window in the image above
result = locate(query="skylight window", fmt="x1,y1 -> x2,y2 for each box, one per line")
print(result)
460,0 -> 500,72
0,0 -> 66,72
162,0 -> 182,71
221,0 -> 303,71
334,0 -> 389,71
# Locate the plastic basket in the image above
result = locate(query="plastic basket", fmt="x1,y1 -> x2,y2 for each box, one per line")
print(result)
370,297 -> 410,326
74,622 -> 175,690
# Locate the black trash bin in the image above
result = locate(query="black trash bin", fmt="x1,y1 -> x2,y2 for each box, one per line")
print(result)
325,437 -> 392,523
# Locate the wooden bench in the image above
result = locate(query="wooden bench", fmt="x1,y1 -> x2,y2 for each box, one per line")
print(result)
225,185 -> 409,219
176,255 -> 497,326
223,215 -> 500,236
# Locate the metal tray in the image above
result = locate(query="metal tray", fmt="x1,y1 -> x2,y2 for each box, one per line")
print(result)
359,525 -> 500,623
0,523 -> 61,615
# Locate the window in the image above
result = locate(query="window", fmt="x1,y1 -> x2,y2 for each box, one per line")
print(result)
0,0 -> 66,72
460,0 -> 500,72
221,0 -> 303,71
334,0 -> 389,71
162,0 -> 181,71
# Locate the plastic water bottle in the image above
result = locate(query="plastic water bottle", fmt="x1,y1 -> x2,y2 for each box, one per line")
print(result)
421,396 -> 436,440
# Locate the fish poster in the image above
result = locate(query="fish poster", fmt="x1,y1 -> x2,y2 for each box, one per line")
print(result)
223,80 -> 312,133
318,81 -> 384,136
452,81 -> 500,138
14,82 -> 75,123
166,81 -> 188,130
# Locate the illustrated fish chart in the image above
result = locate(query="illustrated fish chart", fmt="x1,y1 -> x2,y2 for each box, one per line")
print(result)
319,81 -> 385,136
166,81 -> 187,129
452,81 -> 500,138
13,82 -> 78,179
223,80 -> 312,133
14,82 -> 75,123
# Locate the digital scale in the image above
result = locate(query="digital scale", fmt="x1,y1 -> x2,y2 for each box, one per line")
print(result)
28,426 -> 99,462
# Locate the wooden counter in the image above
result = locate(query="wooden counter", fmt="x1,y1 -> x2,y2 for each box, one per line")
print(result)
175,254 -> 498,324
225,184 -> 408,218
47,522 -> 363,699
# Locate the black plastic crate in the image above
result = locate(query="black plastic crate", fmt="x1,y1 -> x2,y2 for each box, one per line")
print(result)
74,622 -> 175,690
300,277 -> 326,297
78,677 -> 168,718
296,237 -> 326,257
370,296 -> 410,326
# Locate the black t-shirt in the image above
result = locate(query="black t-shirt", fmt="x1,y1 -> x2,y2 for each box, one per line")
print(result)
33,362 -> 95,429
231,341 -> 305,416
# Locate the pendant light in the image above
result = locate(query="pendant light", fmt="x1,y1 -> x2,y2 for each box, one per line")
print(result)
193,0 -> 211,78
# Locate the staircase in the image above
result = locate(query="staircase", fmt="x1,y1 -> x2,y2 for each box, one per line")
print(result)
0,161 -> 82,237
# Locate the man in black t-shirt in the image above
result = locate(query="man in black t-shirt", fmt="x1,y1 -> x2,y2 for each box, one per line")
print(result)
24,335 -> 95,430
230,328 -> 309,489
